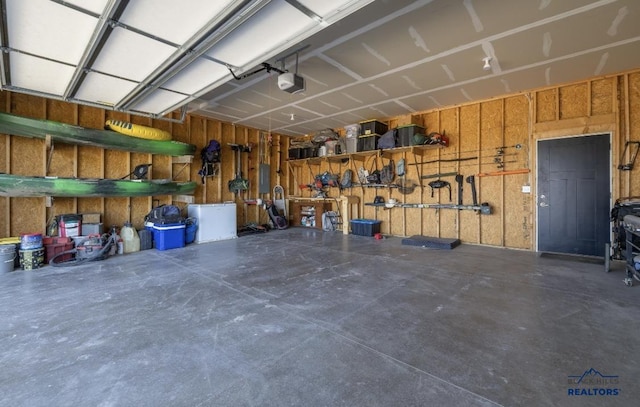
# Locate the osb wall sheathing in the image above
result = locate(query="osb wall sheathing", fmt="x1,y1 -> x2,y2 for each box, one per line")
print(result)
3,67 -> 640,249
285,68 -> 640,251
0,90 -> 285,237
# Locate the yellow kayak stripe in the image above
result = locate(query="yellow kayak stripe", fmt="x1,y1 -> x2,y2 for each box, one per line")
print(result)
105,120 -> 172,141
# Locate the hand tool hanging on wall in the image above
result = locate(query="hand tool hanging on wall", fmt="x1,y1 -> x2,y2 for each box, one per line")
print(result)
408,156 -> 478,165
466,175 -> 478,206
618,141 -> 640,170
276,142 -> 283,175
421,171 -> 458,179
477,169 -> 530,177
228,144 -> 250,194
427,179 -> 451,201
258,132 -> 271,194
455,174 -> 464,205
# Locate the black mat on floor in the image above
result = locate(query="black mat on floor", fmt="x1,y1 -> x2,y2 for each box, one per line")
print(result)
401,235 -> 461,249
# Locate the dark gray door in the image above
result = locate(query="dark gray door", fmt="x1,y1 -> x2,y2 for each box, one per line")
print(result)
537,135 -> 610,256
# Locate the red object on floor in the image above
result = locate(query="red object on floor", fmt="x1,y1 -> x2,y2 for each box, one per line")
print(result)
45,242 -> 74,263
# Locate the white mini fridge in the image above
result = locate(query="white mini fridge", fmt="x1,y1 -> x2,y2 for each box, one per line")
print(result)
187,203 -> 237,243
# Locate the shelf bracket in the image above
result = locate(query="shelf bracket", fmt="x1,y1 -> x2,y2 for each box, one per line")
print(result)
45,134 -> 54,175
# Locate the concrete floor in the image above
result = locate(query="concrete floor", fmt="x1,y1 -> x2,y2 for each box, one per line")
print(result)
0,227 -> 638,407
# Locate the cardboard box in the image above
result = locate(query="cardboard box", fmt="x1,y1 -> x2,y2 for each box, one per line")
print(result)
82,213 -> 101,224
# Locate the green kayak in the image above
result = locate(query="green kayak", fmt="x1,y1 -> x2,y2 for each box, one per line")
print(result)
0,174 -> 196,197
0,111 -> 195,156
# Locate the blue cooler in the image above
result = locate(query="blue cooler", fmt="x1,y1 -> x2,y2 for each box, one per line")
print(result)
152,223 -> 186,251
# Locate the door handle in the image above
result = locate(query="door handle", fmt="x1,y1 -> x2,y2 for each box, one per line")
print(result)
540,202 -> 549,207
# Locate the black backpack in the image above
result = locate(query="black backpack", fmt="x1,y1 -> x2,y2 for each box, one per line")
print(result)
144,204 -> 183,225
380,159 -> 395,184
377,129 -> 397,149
198,140 -> 221,183
340,169 -> 353,189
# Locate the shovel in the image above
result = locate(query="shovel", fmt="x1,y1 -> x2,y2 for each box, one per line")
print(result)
228,144 -> 249,193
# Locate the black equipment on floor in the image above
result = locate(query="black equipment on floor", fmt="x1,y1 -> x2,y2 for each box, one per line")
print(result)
266,202 -> 288,230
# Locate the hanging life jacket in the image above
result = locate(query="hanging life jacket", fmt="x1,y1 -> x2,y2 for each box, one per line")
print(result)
198,140 -> 221,183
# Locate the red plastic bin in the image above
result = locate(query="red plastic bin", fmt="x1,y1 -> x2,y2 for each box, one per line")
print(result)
45,242 -> 74,264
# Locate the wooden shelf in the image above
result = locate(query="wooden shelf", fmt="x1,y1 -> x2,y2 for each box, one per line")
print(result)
326,154 -> 351,163
306,157 -> 324,165
286,144 -> 444,165
411,144 -> 445,156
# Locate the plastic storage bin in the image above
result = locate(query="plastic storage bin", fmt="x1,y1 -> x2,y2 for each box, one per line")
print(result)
152,223 -> 185,251
346,137 -> 358,153
58,214 -> 82,238
397,124 -> 425,146
45,242 -> 74,263
344,123 -> 360,138
299,146 -> 317,159
288,148 -> 301,160
357,134 -> 380,151
350,219 -> 382,236
82,223 -> 103,235
360,120 -> 388,136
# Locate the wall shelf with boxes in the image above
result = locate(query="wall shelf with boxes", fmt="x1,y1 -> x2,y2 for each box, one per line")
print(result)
287,119 -> 447,165
287,144 -> 443,165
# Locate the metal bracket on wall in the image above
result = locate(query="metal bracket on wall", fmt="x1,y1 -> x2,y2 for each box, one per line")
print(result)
618,141 -> 640,171
45,134 -> 54,175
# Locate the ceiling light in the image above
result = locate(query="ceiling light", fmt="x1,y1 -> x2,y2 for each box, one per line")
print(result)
482,57 -> 492,71
290,113 -> 295,121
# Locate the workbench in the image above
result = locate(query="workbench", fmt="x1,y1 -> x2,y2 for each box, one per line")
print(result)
287,195 -> 359,234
